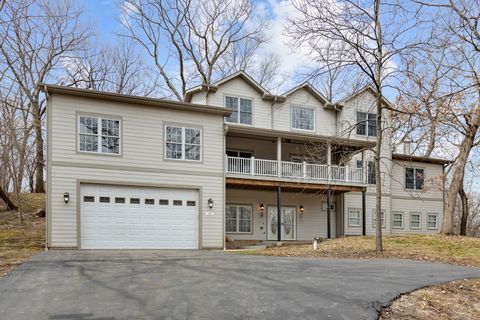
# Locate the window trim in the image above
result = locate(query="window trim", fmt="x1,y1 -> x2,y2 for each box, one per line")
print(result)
409,212 -> 422,229
356,111 -> 377,137
77,113 -> 122,156
224,95 -> 254,126
291,105 -> 316,132
164,124 -> 203,162
392,212 -> 404,229
348,208 -> 361,227
405,167 -> 426,191
225,204 -> 253,234
427,213 -> 439,230
372,210 -> 386,228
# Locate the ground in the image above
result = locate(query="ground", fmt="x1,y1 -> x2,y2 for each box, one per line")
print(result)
0,193 -> 45,277
0,250 -> 478,320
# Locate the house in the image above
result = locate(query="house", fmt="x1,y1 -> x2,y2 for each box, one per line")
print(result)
41,71 -> 450,249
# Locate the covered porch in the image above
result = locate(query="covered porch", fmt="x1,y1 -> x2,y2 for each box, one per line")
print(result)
225,178 -> 368,242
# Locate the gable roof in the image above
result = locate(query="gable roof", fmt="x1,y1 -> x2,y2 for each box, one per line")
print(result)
338,85 -> 393,108
39,84 -> 232,116
184,70 -> 287,103
281,82 -> 340,110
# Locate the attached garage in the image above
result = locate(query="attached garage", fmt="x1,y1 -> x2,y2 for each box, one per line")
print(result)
80,184 -> 199,249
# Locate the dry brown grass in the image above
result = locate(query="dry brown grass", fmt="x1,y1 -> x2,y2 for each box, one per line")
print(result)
380,279 -> 480,320
0,193 -> 45,278
241,235 -> 480,267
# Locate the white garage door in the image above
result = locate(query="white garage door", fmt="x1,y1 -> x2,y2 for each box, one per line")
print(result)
80,184 -> 198,249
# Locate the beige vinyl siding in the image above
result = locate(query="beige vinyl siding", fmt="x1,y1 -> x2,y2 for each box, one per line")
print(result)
391,160 -> 444,200
390,198 -> 443,234
205,77 -> 272,129
48,93 -> 225,248
274,88 -> 336,136
226,189 -> 336,241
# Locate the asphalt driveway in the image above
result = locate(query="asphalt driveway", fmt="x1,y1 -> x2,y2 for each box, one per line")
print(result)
0,250 -> 479,320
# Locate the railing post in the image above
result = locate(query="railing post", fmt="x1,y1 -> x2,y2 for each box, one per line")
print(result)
251,156 -> 255,175
303,161 -> 307,178
345,165 -> 349,182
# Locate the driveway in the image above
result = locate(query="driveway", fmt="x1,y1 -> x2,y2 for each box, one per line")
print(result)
0,251 -> 479,320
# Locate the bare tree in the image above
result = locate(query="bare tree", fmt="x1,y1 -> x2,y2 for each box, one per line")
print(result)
120,0 -> 267,100
0,0 -> 91,193
287,0 -> 421,251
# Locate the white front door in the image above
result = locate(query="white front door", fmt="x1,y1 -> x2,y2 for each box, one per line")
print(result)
267,206 -> 296,240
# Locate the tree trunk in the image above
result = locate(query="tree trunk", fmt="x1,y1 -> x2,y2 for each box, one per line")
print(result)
442,116 -> 479,234
0,186 -> 17,211
33,102 -> 45,193
459,183 -> 469,236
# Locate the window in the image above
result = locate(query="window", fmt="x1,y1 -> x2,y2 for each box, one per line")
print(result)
83,196 -> 95,203
225,96 -> 252,125
356,112 -> 376,137
173,200 -> 183,206
130,198 -> 140,204
115,197 -> 125,204
367,161 -> 376,184
292,106 -> 315,131
348,209 -> 361,227
392,212 -> 404,229
165,126 -> 201,161
427,214 -> 438,230
372,210 -> 385,228
410,213 -> 421,229
145,199 -> 155,205
405,168 -> 425,190
187,201 -> 196,207
99,197 -> 110,203
79,116 -> 120,154
159,199 -> 169,205
225,205 -> 252,233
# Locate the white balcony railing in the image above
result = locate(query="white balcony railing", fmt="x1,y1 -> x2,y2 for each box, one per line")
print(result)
226,156 -> 365,184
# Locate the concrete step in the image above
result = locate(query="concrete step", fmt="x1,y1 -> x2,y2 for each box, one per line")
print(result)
238,245 -> 267,250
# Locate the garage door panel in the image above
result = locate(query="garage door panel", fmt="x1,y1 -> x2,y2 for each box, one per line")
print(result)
80,184 -> 198,249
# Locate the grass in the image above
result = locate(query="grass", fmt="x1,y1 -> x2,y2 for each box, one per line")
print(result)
0,193 -> 45,278
236,235 -> 480,319
239,234 -> 480,267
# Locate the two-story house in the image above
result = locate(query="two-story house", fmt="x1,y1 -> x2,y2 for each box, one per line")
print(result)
41,71 -> 449,249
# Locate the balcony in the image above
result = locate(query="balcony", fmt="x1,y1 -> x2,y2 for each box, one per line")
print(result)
226,156 -> 365,184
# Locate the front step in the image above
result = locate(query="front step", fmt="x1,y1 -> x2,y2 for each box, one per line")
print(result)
238,245 -> 268,250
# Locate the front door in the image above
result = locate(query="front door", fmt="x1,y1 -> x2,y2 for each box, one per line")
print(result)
267,206 -> 296,240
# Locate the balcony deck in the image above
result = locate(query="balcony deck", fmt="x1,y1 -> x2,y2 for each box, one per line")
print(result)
226,156 -> 366,188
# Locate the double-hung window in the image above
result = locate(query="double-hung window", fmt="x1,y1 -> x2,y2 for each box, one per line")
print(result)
348,209 -> 361,227
410,213 -> 421,229
392,212 -> 404,229
292,106 -> 315,131
225,96 -> 252,125
225,205 -> 252,233
372,210 -> 385,228
356,112 -> 376,137
165,126 -> 201,161
405,168 -> 424,190
427,214 -> 438,230
79,116 -> 120,154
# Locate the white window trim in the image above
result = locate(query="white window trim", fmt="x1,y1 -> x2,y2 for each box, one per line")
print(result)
348,208 -> 361,227
372,210 -> 386,228
291,105 -> 316,132
405,167 -> 426,191
164,126 -> 202,161
427,213 -> 439,230
225,204 -> 253,234
356,111 -> 377,137
409,212 -> 422,229
77,115 -> 121,155
224,95 -> 253,126
392,212 -> 404,229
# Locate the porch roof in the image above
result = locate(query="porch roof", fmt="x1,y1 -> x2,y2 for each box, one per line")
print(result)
226,125 -> 375,149
226,177 -> 365,193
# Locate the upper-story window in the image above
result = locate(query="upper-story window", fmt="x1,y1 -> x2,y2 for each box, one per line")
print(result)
405,167 -> 424,190
78,116 -> 120,154
356,112 -> 376,137
225,96 -> 252,125
165,126 -> 201,161
292,106 -> 315,131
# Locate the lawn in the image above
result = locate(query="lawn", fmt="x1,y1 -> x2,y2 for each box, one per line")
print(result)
237,235 -> 480,319
0,193 -> 45,278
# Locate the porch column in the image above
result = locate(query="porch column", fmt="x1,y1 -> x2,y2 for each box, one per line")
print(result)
362,188 -> 366,236
327,143 -> 332,182
277,186 -> 282,241
327,189 -> 331,239
277,137 -> 282,177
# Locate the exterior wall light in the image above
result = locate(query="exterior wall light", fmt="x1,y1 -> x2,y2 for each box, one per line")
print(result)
64,192 -> 70,204
208,198 -> 214,209
260,203 -> 265,217
300,205 -> 304,214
